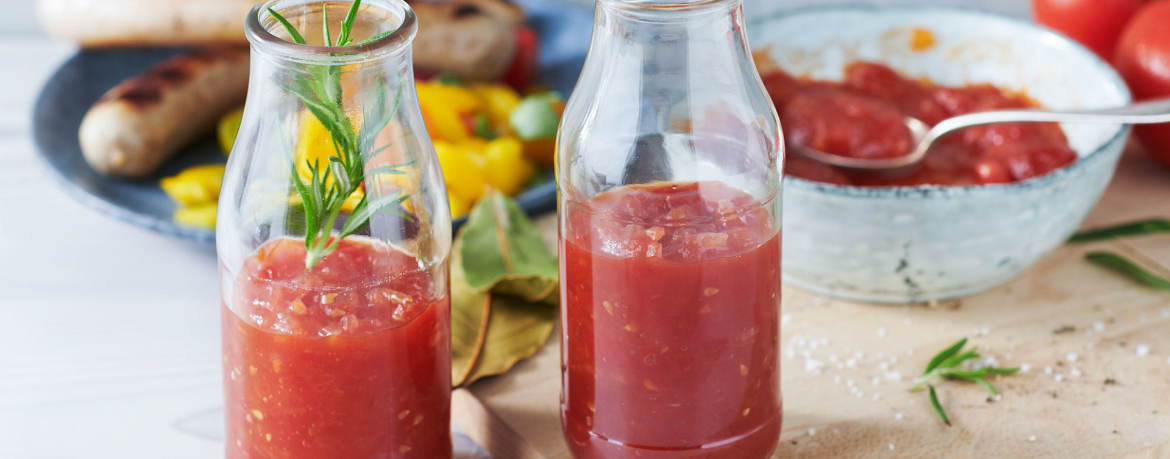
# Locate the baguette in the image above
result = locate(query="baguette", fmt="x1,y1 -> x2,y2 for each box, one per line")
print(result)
37,0 -> 254,48
410,0 -> 522,80
79,47 -> 250,178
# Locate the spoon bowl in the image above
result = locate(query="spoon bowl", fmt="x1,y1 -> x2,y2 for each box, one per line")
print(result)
792,98 -> 1170,171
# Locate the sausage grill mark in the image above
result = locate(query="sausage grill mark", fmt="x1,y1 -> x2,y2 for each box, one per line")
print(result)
102,47 -> 246,109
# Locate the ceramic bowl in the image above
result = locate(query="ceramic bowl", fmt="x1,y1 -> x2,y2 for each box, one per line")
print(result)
747,6 -> 1132,303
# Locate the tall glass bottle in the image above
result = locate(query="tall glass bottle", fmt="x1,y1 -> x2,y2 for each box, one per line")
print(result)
557,0 -> 783,458
217,1 -> 451,458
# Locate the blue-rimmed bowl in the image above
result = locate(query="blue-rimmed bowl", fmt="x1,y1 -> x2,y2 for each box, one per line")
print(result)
748,6 -> 1131,303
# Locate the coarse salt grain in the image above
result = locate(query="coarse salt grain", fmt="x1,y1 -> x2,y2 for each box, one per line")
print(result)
1055,374 -> 1065,382
1070,368 -> 1082,378
846,359 -> 858,368
1020,363 -> 1032,373
877,328 -> 887,338
781,314 -> 792,325
889,443 -> 895,451
1028,435 -> 1037,442
995,394 -> 1003,401
808,428 -> 816,436
895,412 -> 904,420
872,378 -> 881,386
1092,321 -> 1106,333
1044,366 -> 1053,375
846,380 -> 855,387
834,375 -> 841,383
1136,344 -> 1151,357
1086,342 -> 1095,350
1066,352 -> 1078,363
805,359 -> 825,372
885,371 -> 903,381
873,394 -> 882,401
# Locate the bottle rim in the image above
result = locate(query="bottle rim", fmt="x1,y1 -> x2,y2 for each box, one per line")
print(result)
597,0 -> 738,13
246,0 -> 418,64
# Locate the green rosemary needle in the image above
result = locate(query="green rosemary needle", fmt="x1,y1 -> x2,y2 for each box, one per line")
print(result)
912,338 -> 1020,426
268,1 -> 412,269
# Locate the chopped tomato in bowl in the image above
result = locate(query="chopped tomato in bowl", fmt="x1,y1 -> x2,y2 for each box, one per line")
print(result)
748,6 -> 1131,303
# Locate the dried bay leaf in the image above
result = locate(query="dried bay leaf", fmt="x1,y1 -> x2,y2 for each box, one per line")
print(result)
463,295 -> 558,384
460,190 -> 559,304
451,190 -> 560,387
450,238 -> 493,387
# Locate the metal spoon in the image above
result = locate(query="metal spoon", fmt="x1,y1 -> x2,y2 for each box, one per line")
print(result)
792,97 -> 1170,171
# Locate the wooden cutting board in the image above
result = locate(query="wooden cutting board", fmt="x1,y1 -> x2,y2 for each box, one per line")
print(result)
453,146 -> 1170,459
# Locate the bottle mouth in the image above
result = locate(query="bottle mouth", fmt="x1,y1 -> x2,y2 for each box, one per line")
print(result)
597,0 -> 737,12
246,0 -> 417,64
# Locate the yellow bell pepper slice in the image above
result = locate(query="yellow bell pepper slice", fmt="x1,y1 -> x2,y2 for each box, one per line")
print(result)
217,106 -> 244,156
482,137 -> 535,196
160,164 -> 226,207
435,141 -> 488,203
448,193 -> 470,219
173,202 -> 218,229
473,83 -> 522,136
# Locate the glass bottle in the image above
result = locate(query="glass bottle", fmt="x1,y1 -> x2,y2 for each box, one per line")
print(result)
557,0 -> 783,458
217,1 -> 451,458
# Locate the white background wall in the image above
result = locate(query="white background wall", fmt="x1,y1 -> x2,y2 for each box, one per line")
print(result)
0,0 -> 1030,37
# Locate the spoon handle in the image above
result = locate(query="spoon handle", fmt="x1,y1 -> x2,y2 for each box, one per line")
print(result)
933,97 -> 1170,135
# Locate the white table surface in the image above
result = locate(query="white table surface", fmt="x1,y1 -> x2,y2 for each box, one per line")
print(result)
0,0 -> 1026,457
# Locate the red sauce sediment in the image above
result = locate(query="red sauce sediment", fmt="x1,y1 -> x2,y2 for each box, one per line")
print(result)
765,62 -> 1079,186
223,237 -> 451,459
561,182 -> 782,459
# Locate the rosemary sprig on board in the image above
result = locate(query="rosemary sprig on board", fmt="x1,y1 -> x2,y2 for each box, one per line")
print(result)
269,1 -> 411,269
1068,218 -> 1170,291
1068,218 -> 1170,243
911,338 -> 1020,426
1085,252 -> 1170,291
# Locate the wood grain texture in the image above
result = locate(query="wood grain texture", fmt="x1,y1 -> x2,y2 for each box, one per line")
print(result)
453,146 -> 1170,459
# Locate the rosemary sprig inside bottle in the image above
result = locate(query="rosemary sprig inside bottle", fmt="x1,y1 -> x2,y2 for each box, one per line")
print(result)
911,338 -> 1020,426
269,1 -> 411,269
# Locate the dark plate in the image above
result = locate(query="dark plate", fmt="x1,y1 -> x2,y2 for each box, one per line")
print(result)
31,0 -> 591,243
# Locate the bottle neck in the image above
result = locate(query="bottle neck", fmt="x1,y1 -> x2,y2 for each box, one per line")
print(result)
246,0 -> 417,67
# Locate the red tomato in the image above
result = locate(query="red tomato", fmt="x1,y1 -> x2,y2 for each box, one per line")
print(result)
501,27 -> 540,91
1033,0 -> 1143,60
1115,1 -> 1170,168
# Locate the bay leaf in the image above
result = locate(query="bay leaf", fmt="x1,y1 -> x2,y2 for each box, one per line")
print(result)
451,190 -> 561,387
450,238 -> 492,387
459,190 -> 559,304
462,294 -> 558,385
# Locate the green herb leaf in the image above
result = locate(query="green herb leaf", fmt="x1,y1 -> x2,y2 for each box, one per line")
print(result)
1069,218 -> 1170,243
355,29 -> 396,45
336,0 -> 363,46
928,384 -> 950,426
924,338 -> 968,374
267,8 -> 307,44
474,114 -> 497,139
914,339 -> 1020,426
270,0 -> 411,269
450,192 -> 559,387
436,73 -> 465,87
1085,251 -> 1170,291
459,190 -> 560,303
938,348 -> 981,370
450,238 -> 492,387
322,5 -> 333,46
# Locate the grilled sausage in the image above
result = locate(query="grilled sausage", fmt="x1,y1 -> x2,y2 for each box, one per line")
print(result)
79,47 -> 249,178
